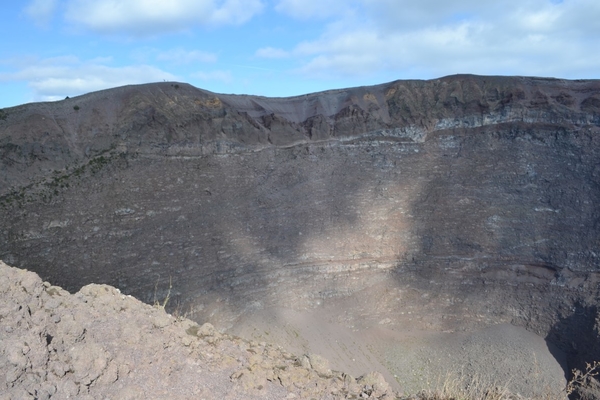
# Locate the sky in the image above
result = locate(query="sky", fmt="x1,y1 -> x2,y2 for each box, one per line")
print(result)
1,0 -> 599,108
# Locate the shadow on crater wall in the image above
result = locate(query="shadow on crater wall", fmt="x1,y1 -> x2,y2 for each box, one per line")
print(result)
1,78 -> 600,392
546,304 -> 600,399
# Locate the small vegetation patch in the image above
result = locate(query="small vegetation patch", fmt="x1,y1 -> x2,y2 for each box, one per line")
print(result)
0,149 -> 119,210
153,276 -> 172,310
566,361 -> 600,398
88,155 -> 110,173
185,325 -> 199,336
411,362 -> 600,400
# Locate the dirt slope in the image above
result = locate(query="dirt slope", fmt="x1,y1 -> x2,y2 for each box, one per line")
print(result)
0,260 -> 399,399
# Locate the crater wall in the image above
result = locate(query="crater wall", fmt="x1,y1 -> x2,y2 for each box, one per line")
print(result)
1,75 -> 599,393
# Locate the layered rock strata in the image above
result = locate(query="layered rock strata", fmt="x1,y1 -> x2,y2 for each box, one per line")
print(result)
1,75 -> 599,393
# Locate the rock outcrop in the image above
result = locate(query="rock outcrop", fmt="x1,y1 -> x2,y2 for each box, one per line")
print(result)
0,261 -> 396,399
1,75 -> 599,395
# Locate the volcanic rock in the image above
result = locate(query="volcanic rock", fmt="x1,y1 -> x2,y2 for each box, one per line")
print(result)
1,75 -> 599,396
0,261 -> 396,399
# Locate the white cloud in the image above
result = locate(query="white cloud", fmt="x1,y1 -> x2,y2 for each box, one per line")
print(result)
0,57 -> 176,101
275,0 -> 350,19
157,48 -> 217,64
24,0 -> 58,27
191,70 -> 233,84
255,47 -> 290,59
64,0 -> 264,35
360,0 -> 489,28
272,0 -> 600,80
209,0 -> 263,25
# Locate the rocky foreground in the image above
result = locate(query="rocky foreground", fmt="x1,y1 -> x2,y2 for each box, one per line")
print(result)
4,260 -> 597,399
0,261 -> 398,399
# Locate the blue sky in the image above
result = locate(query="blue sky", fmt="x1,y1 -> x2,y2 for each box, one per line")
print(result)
1,0 -> 599,108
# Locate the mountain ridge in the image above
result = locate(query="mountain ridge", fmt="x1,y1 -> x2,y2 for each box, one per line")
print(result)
1,74 -> 600,396
2,75 -> 599,197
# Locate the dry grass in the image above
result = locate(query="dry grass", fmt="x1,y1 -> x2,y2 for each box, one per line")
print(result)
409,361 -> 600,400
565,361 -> 600,399
153,276 -> 172,310
415,372 -> 519,400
